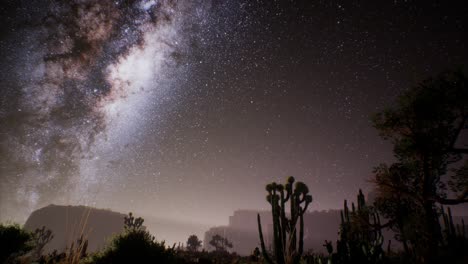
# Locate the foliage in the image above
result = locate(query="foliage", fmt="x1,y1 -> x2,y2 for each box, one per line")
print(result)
36,250 -> 67,264
249,247 -> 261,262
31,226 -> 54,260
258,176 -> 313,264
209,234 -> 233,253
371,69 -> 468,262
438,206 -> 468,262
0,223 -> 34,263
123,212 -> 144,231
86,212 -> 179,264
334,190 -> 386,264
372,163 -> 424,257
65,235 -> 89,264
186,234 -> 202,252
311,190 -> 388,264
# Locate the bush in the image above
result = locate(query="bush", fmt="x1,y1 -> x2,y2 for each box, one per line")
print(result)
87,228 -> 179,264
0,223 -> 33,263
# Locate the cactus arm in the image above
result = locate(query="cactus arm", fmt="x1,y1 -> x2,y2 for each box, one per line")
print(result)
448,207 -> 456,236
462,219 -> 465,238
303,196 -> 312,213
299,211 -> 304,256
271,190 -> 284,264
261,176 -> 312,264
344,200 -> 350,223
258,214 -> 274,264
280,187 -> 287,255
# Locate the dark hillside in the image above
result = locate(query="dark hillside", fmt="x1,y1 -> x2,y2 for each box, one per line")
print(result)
24,205 -> 125,253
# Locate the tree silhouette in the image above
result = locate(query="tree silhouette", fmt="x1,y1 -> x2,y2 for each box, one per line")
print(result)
371,69 -> 468,262
372,163 -> 423,256
186,234 -> 202,252
209,234 -> 233,252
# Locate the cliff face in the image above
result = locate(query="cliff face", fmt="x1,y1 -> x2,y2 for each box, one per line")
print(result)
205,209 -> 468,256
24,204 -> 125,253
204,211 -> 273,256
204,209 -> 342,256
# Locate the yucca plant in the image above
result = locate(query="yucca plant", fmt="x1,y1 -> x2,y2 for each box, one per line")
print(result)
258,176 -> 312,264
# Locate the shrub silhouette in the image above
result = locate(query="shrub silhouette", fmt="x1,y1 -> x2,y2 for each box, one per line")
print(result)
0,223 -> 33,263
31,226 -> 54,260
209,234 -> 233,252
87,212 -> 179,264
186,234 -> 202,252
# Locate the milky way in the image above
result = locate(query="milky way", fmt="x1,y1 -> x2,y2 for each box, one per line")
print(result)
0,0 -> 206,221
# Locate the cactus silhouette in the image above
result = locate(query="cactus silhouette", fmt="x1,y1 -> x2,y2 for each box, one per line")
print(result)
258,176 -> 312,264
124,212 -> 144,231
334,189 -> 385,264
440,206 -> 467,254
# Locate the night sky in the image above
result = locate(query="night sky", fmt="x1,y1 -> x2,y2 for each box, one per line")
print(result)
1,0 -> 467,228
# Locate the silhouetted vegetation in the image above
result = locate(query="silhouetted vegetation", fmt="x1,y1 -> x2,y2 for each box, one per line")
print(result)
1,70 -> 467,263
86,212 -> 179,264
324,190 -> 386,264
209,234 -> 233,253
258,176 -> 313,264
370,69 -> 468,263
0,223 -> 33,263
31,226 -> 54,260
187,235 -> 202,252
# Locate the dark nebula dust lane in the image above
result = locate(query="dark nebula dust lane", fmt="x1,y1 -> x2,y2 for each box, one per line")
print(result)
1,0 -> 468,233
0,0 -> 207,221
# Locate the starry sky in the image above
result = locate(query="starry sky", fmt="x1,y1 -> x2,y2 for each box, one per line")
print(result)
1,0 -> 467,227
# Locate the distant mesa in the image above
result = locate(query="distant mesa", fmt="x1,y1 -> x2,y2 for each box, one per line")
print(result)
204,209 -> 343,255
204,209 -> 468,256
24,204 -> 126,253
25,205 -> 468,256
23,204 -> 210,253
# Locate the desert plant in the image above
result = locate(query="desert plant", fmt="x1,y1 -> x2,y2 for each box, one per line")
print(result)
438,206 -> 468,261
186,234 -> 202,252
257,176 -> 313,264
209,234 -> 233,253
31,226 -> 54,260
0,223 -> 33,263
124,212 -> 144,231
250,247 -> 261,262
66,235 -> 89,263
333,190 -> 385,264
86,212 -> 178,264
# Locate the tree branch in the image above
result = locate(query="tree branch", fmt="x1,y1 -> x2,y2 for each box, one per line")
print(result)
356,213 -> 395,230
371,179 -> 424,204
449,116 -> 467,154
435,197 -> 468,205
434,189 -> 468,205
451,148 -> 468,154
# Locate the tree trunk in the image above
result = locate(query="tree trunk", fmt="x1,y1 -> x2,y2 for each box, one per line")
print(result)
422,157 -> 441,264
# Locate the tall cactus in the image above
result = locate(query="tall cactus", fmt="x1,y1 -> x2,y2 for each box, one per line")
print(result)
335,189 -> 385,263
258,176 -> 312,264
440,205 -> 467,251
